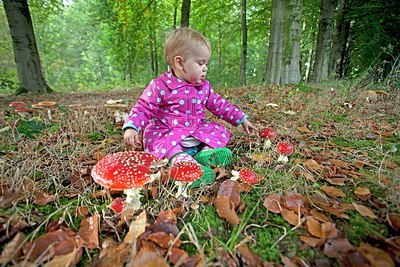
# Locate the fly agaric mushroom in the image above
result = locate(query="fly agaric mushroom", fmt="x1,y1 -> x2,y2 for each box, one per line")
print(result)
259,128 -> 276,149
33,101 -> 57,120
231,167 -> 259,185
111,197 -> 126,213
169,161 -> 202,198
9,101 -> 26,108
276,142 -> 294,163
91,151 -> 162,210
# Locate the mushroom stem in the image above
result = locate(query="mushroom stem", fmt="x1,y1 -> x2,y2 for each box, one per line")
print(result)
124,188 -> 143,210
230,170 -> 240,181
175,181 -> 190,198
263,139 -> 272,150
277,155 -> 289,163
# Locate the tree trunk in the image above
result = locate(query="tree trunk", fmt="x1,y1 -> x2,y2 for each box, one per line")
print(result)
241,0 -> 247,86
265,0 -> 284,84
281,0 -> 302,84
313,0 -> 335,83
3,0 -> 52,94
173,0 -> 178,29
181,0 -> 191,28
329,0 -> 350,78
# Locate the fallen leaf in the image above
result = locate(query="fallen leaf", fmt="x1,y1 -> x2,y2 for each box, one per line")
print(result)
306,217 -> 323,238
330,159 -> 349,168
310,209 -> 332,223
281,207 -> 299,226
353,203 -> 378,219
147,231 -> 181,248
388,214 -> 400,231
43,247 -> 82,267
263,193 -> 283,213
156,210 -> 176,225
130,248 -> 169,267
236,245 -> 263,267
297,125 -> 310,133
0,232 -> 26,264
124,210 -> 147,244
303,159 -> 323,171
323,238 -> 354,258
214,195 -> 240,225
321,185 -> 346,198
78,215 -> 99,249
358,242 -> 395,267
321,222 -> 338,239
299,235 -> 324,247
354,187 -> 371,200
217,179 -> 240,207
168,247 -> 189,265
284,192 -> 307,210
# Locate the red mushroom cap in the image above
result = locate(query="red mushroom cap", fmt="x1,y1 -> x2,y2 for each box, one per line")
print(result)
276,142 -> 294,155
9,101 -> 26,107
169,161 -> 202,182
91,151 -> 160,190
259,128 -> 276,139
239,168 -> 259,185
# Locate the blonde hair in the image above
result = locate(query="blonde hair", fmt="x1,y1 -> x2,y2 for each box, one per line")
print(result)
164,27 -> 211,67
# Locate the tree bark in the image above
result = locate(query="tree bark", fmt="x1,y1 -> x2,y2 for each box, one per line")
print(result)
181,0 -> 191,28
265,0 -> 302,85
265,0 -> 284,84
241,0 -> 247,86
313,0 -> 335,83
281,0 -> 302,84
3,0 -> 52,94
329,0 -> 350,78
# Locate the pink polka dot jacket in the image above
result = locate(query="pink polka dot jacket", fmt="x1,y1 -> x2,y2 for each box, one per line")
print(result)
122,72 -> 248,159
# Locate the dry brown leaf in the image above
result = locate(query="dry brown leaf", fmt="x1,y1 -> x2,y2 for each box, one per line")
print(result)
0,188 -> 24,209
285,192 -> 307,209
297,125 -> 311,133
123,210 -> 147,244
321,222 -> 338,239
353,203 -> 378,219
0,232 -> 26,264
75,206 -> 89,217
358,242 -> 395,267
354,187 -> 371,200
310,209 -> 332,223
382,159 -> 398,169
330,159 -> 349,168
323,238 -> 354,258
299,235 -> 324,247
129,248 -> 169,267
303,159 -> 323,171
78,215 -> 99,249
280,255 -> 297,267
306,217 -> 323,238
281,207 -> 298,226
388,214 -> 400,231
327,178 -> 348,186
321,185 -> 346,198
43,247 -> 82,267
168,247 -> 189,265
249,153 -> 273,162
33,190 -> 56,206
214,195 -> 240,225
236,245 -> 263,267
147,231 -> 181,248
217,179 -> 240,207
156,210 -> 176,225
263,193 -> 283,213
299,171 -> 316,182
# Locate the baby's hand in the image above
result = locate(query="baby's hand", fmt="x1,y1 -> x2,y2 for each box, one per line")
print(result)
241,120 -> 258,134
123,128 -> 141,150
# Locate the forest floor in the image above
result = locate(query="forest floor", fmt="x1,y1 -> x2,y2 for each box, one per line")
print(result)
0,84 -> 399,266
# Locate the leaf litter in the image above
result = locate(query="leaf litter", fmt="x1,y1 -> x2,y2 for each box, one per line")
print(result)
0,86 -> 399,266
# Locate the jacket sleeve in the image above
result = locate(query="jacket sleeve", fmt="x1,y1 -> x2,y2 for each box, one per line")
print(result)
122,79 -> 160,132
205,84 -> 248,126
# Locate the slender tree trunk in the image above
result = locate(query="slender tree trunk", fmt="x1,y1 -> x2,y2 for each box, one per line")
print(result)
281,0 -> 302,84
305,47 -> 313,83
313,0 -> 335,83
3,0 -> 52,94
329,0 -> 350,78
241,0 -> 247,86
181,0 -> 191,28
265,0 -> 284,84
173,0 -> 178,28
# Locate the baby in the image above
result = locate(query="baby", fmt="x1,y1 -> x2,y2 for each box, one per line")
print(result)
123,27 -> 257,186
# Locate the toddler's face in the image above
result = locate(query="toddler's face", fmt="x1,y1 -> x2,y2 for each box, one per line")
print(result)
181,44 -> 210,84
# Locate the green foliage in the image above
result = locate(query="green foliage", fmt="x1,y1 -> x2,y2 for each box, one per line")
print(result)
14,118 -> 48,139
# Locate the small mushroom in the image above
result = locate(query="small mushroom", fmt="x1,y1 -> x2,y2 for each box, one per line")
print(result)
9,101 -> 26,108
33,101 -> 57,120
276,142 -> 294,163
91,151 -> 162,210
110,197 -> 126,213
104,103 -> 129,123
231,167 -> 259,185
169,161 -> 202,198
259,128 -> 276,149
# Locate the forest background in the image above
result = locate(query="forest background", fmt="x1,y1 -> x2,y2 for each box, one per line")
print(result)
1,0 -> 399,93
